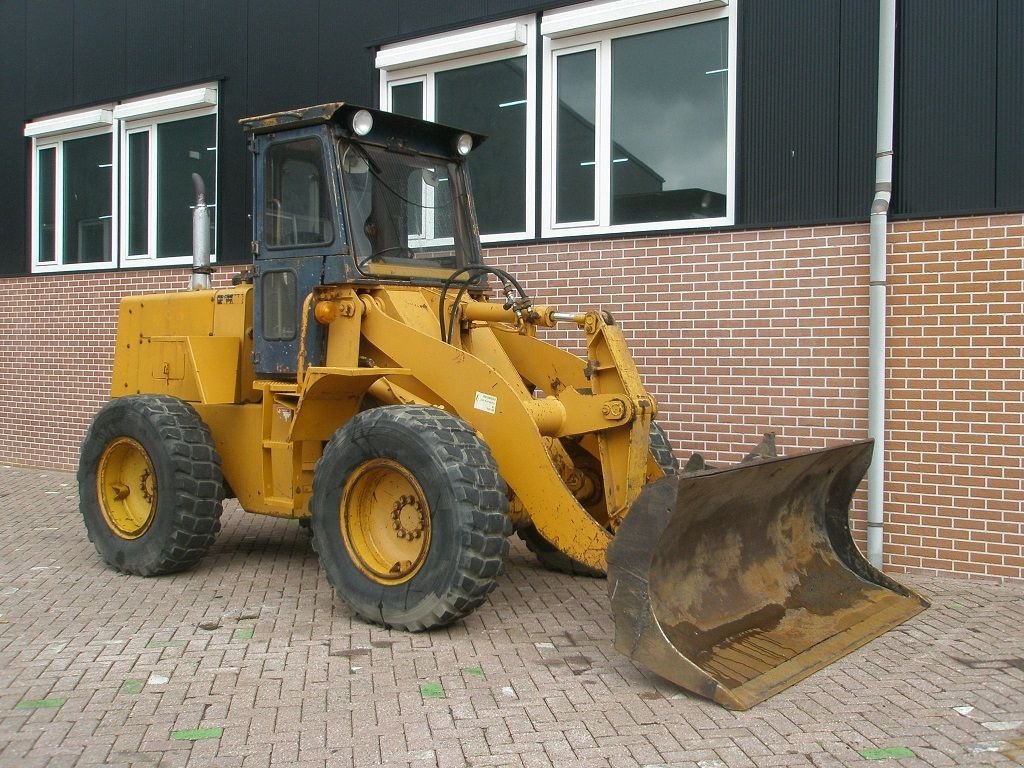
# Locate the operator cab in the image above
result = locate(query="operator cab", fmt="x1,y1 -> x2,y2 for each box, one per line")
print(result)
240,103 -> 487,377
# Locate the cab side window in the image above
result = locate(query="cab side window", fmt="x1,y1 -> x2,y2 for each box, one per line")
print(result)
263,138 -> 334,248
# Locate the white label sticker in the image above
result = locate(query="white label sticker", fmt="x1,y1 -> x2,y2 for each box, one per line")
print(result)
473,391 -> 498,414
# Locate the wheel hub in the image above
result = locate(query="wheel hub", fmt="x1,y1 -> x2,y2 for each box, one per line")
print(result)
96,437 -> 158,540
340,459 -> 431,585
391,495 -> 426,540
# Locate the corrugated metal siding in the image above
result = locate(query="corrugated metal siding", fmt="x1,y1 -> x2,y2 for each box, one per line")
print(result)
0,2 -> 26,276
247,0 -> 319,114
317,2 -> 397,107
125,0 -> 184,94
393,0 -> 578,38
895,0 -> 998,216
397,0 -> 485,36
73,0 -> 126,106
996,0 -> 1024,210
25,0 -> 74,117
739,0 -> 842,226
182,0 -> 245,85
836,0 -> 878,219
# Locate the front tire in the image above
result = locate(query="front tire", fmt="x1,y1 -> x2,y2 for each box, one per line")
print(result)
77,395 -> 225,576
519,421 -> 679,578
648,421 -> 679,477
311,406 -> 511,631
517,524 -> 605,578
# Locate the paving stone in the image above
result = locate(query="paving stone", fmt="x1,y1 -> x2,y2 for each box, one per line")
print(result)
1,464 -> 1022,767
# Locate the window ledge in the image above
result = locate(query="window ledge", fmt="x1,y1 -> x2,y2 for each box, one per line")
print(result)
542,0 -> 727,39
24,108 -> 113,138
113,86 -> 218,121
376,22 -> 528,71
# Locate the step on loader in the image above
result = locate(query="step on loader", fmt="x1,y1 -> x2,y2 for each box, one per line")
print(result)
78,103 -> 928,709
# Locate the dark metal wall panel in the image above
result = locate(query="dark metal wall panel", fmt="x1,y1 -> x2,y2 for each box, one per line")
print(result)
0,2 -> 27,275
247,0 -> 319,115
183,0 -> 245,84
739,0 -> 842,226
895,0 -> 998,216
392,0 -> 578,38
25,0 -> 74,117
125,0 -> 185,94
996,0 -> 1024,210
73,0 -> 126,106
317,1 -> 398,107
397,0 -> 484,36
836,0 -> 878,219
484,0 -> 578,14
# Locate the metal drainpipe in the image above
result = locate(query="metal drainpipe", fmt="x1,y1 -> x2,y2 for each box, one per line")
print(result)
868,0 -> 897,570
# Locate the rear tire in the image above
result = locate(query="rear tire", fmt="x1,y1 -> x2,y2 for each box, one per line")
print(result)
311,406 -> 511,631
77,395 -> 225,576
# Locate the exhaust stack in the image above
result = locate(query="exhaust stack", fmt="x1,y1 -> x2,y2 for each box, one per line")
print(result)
189,172 -> 212,290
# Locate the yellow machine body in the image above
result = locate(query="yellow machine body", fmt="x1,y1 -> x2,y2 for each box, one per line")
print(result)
111,282 -> 660,571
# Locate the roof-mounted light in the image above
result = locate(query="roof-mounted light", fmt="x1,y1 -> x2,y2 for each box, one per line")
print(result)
455,133 -> 474,156
351,109 -> 374,136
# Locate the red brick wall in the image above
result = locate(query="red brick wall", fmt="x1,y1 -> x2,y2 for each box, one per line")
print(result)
1,215 -> 1020,580
0,268 -> 234,469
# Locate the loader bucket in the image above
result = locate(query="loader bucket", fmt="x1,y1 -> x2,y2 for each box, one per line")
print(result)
607,440 -> 929,710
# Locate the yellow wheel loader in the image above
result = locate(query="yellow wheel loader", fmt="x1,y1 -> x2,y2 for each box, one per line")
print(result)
78,103 -> 927,709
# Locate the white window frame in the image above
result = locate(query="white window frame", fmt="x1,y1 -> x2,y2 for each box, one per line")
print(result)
377,17 -> 537,243
541,0 -> 736,238
116,85 -> 219,267
27,111 -> 117,273
24,84 -> 218,273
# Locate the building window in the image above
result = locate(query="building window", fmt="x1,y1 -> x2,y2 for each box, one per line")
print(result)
542,0 -> 736,237
25,85 -> 218,272
377,18 -> 537,242
116,87 -> 218,265
27,109 -> 115,271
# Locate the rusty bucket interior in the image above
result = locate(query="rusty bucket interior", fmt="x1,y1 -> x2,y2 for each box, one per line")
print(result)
607,440 -> 929,710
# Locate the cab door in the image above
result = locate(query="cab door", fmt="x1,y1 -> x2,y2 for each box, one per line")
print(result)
252,130 -> 342,378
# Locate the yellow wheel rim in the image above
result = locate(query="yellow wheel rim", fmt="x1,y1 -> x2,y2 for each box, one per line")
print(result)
340,459 -> 431,585
96,437 -> 158,540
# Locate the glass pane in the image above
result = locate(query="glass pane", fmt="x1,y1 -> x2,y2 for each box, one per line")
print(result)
611,19 -> 728,224
156,114 -> 216,258
436,57 -> 527,235
341,141 -> 472,279
63,134 -> 112,264
261,270 -> 297,340
127,131 -> 150,256
37,147 -> 56,263
391,82 -> 424,118
263,138 -> 333,248
390,82 -> 427,236
555,50 -> 597,224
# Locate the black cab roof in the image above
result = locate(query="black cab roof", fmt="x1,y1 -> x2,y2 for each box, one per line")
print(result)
239,102 -> 486,159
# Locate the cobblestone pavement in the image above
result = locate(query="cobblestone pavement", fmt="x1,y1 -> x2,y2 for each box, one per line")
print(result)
1,464 -> 1022,768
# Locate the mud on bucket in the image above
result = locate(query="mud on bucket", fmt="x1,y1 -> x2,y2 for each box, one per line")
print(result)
606,439 -> 929,710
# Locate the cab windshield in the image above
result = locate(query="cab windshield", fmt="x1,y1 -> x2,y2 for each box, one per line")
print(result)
339,141 -> 478,279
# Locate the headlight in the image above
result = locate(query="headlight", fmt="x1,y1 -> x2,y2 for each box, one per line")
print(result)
351,109 -> 373,136
455,133 -> 473,155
